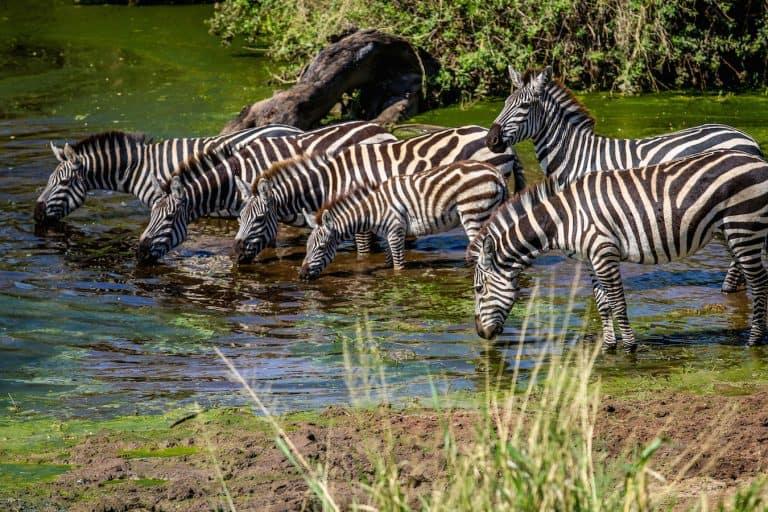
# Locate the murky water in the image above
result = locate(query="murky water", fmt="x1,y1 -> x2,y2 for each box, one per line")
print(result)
2,1 -> 768,420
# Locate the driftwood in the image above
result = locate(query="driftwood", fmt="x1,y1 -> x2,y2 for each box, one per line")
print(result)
220,28 -> 438,134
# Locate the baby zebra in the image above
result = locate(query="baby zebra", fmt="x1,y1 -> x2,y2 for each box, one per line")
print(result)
470,150 -> 768,350
299,160 -> 508,279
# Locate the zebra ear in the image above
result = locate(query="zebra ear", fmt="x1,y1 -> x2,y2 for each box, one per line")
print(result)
257,179 -> 273,199
321,209 -> 333,227
303,209 -> 318,229
150,173 -> 166,198
170,176 -> 184,200
50,141 -> 66,162
234,175 -> 252,199
532,66 -> 553,95
508,66 -> 523,90
480,236 -> 494,266
63,143 -> 78,162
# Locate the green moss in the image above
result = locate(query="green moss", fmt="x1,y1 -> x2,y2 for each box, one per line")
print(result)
0,463 -> 70,487
119,446 -> 198,459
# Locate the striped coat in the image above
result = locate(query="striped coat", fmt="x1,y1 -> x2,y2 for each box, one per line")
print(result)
486,66 -> 764,294
135,121 -> 395,263
34,124 -> 301,224
470,150 -> 768,350
299,160 -> 508,278
233,125 -> 522,263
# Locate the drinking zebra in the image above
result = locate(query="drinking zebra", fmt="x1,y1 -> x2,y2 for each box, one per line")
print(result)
299,160 -> 508,279
485,66 -> 764,293
135,121 -> 395,264
233,125 -> 523,263
469,150 -> 768,350
34,124 -> 302,224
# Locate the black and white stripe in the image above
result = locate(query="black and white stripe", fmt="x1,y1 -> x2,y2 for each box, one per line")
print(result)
298,160 -> 508,279
135,121 -> 395,263
470,150 -> 768,350
233,125 -> 523,263
34,124 -> 302,224
486,66 -> 764,293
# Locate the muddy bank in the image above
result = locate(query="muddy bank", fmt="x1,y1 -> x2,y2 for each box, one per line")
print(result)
2,390 -> 767,511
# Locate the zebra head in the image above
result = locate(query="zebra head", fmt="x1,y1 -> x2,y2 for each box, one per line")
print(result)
136,175 -> 189,265
299,209 -> 340,280
486,66 -> 552,153
232,177 -> 278,264
35,142 -> 88,224
471,232 -> 522,340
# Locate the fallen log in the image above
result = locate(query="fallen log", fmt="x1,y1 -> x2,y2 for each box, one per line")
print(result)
220,28 -> 438,134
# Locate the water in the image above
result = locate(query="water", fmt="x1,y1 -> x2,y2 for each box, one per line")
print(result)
2,1 -> 768,420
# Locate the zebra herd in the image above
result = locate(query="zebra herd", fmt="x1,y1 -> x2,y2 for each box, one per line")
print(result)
35,67 -> 768,351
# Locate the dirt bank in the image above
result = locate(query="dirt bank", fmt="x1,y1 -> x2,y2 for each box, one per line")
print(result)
2,390 -> 767,511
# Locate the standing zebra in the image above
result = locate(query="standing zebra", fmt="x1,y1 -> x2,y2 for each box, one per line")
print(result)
469,150 -> 768,350
233,125 -> 523,263
299,160 -> 508,279
136,121 -> 395,264
34,124 -> 302,224
485,66 -> 764,294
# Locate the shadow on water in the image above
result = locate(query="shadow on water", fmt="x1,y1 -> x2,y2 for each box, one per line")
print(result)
2,2 -> 768,419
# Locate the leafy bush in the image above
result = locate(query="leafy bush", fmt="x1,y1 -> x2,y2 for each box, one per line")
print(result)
207,0 -> 768,100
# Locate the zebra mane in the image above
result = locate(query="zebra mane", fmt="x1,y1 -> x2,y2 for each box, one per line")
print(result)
521,67 -> 595,129
466,175 -> 562,263
316,179 -> 376,225
166,142 -> 235,191
72,131 -> 150,152
252,151 -> 319,192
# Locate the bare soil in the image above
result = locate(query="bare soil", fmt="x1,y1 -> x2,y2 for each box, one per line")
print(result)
4,391 -> 768,511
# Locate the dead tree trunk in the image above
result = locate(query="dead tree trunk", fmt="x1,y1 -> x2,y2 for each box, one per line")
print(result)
220,28 -> 438,134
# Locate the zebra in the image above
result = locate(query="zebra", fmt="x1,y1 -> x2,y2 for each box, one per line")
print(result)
298,160 -> 508,279
485,66 -> 765,293
34,124 -> 303,224
469,150 -> 768,350
232,125 -> 524,263
135,121 -> 396,264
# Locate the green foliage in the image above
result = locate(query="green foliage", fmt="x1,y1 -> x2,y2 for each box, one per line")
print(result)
207,0 -> 768,100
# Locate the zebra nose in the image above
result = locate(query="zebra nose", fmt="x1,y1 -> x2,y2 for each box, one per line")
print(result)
475,315 -> 501,340
232,238 -> 252,264
33,201 -> 48,223
298,264 -> 317,280
136,239 -> 156,265
486,123 -> 506,153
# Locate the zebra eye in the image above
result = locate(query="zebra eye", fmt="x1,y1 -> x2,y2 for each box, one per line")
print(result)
474,283 -> 484,294
59,178 -> 70,185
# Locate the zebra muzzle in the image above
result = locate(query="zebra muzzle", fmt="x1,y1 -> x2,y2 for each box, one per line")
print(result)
298,264 -> 318,280
33,200 -> 53,224
475,315 -> 503,340
232,238 -> 253,264
486,123 -> 507,153
136,239 -> 158,265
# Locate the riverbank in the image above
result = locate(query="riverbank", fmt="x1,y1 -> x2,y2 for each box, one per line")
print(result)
3,376 -> 767,511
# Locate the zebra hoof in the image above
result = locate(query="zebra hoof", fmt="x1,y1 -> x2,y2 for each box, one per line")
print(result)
721,284 -> 747,294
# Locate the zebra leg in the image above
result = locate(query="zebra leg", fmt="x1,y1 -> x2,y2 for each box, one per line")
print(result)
721,261 -> 747,293
590,256 -> 636,352
726,236 -> 768,345
586,264 -> 617,349
355,232 -> 373,255
386,227 -> 407,270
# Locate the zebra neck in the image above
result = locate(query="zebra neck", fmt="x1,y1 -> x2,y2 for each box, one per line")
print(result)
80,139 -> 144,194
333,195 -> 377,238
